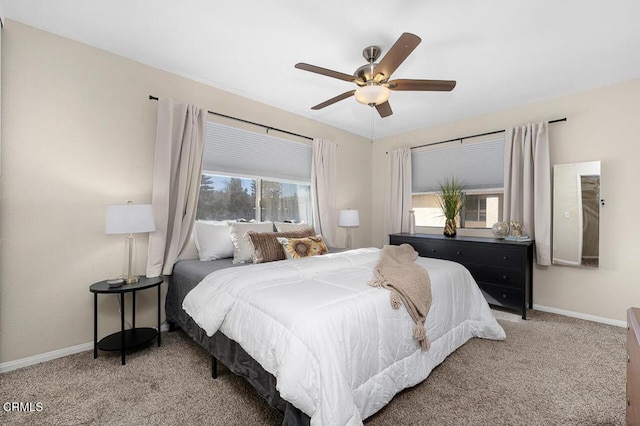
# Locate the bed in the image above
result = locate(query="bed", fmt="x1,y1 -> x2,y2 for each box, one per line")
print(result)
167,257 -> 314,425
167,244 -> 505,426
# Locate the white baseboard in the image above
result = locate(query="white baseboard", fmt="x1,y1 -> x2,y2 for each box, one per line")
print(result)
0,322 -> 170,373
1,310 -> 623,374
0,341 -> 94,373
533,304 -> 626,328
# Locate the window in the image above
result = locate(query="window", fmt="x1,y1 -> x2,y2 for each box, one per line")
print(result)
412,192 -> 504,229
461,192 -> 503,228
197,174 -> 256,221
260,179 -> 311,223
196,173 -> 312,223
411,138 -> 504,229
412,193 -> 446,227
196,122 -> 313,223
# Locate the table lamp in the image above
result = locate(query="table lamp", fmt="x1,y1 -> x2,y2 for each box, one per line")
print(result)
105,201 -> 155,284
338,209 -> 359,249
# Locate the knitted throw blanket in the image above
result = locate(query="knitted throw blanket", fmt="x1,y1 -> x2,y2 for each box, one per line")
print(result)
369,244 -> 432,350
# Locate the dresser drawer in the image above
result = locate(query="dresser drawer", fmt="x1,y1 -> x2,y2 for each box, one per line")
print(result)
466,265 -> 523,289
449,245 -> 524,269
394,236 -> 525,269
477,283 -> 522,310
395,237 -> 458,260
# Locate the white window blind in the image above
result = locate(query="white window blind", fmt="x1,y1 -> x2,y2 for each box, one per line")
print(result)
203,121 -> 312,182
412,138 -> 504,193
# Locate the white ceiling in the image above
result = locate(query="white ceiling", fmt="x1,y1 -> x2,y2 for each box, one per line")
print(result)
2,0 -> 640,139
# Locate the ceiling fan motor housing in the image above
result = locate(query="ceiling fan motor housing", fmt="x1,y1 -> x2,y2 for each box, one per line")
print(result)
355,63 -> 379,83
355,46 -> 382,83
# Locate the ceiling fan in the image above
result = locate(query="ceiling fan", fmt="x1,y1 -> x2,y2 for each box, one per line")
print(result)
295,32 -> 456,118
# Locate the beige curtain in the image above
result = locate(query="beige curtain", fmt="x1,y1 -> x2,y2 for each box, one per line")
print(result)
147,98 -> 206,277
504,122 -> 551,265
311,138 -> 337,247
385,147 -> 412,239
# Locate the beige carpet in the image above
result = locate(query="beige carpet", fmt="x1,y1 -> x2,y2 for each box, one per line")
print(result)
0,310 -> 626,425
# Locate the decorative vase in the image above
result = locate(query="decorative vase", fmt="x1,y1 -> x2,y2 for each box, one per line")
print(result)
491,221 -> 510,239
444,218 -> 457,237
408,210 -> 416,234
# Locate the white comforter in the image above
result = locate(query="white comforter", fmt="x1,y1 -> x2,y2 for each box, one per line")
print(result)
183,247 -> 505,425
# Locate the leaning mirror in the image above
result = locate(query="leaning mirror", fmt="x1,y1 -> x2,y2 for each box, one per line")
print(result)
552,161 -> 601,267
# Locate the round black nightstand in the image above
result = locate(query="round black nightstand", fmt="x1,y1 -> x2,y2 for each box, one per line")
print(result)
90,276 -> 164,365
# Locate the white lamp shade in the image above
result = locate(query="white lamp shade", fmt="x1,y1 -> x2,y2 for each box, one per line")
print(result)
105,203 -> 156,234
354,85 -> 390,106
338,209 -> 360,227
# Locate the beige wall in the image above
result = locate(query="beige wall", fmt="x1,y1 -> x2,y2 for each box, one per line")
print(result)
0,21 -> 372,363
2,18 -> 638,364
372,77 -> 640,323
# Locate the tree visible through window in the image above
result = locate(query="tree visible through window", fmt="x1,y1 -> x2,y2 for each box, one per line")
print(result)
196,173 -> 311,223
197,175 -> 256,221
260,180 -> 311,223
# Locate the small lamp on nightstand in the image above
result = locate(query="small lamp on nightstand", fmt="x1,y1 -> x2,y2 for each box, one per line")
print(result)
105,201 -> 155,284
338,209 -> 359,249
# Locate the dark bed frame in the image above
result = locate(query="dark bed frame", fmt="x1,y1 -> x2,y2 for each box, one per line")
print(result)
165,261 -> 311,426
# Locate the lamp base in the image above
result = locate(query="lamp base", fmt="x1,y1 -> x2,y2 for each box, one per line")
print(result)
123,275 -> 139,284
123,234 -> 138,284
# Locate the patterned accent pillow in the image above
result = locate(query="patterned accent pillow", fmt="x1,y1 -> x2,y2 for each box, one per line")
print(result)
245,228 -> 315,264
277,235 -> 329,260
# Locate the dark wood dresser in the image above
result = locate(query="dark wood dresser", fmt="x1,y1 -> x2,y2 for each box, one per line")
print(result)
389,233 -> 534,319
628,307 -> 640,425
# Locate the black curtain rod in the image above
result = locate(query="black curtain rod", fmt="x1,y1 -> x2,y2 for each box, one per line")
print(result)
409,117 -> 567,150
148,95 -> 313,141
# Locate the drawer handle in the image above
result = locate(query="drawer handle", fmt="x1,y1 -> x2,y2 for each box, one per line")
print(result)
456,251 -> 462,255
431,248 -> 436,253
502,275 -> 508,281
628,398 -> 631,407
503,256 -> 509,260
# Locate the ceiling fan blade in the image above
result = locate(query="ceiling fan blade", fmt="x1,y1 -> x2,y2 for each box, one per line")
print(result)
295,63 -> 359,83
388,79 -> 457,91
311,90 -> 356,110
375,101 -> 393,118
372,33 -> 421,81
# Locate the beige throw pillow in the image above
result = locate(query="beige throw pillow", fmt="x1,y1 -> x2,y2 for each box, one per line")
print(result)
273,221 -> 314,233
227,221 -> 274,263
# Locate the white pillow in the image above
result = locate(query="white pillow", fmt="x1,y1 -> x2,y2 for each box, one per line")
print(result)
227,221 -> 274,263
274,221 -> 314,233
193,221 -> 234,261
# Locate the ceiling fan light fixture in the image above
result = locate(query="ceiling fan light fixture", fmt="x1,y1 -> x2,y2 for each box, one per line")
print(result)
296,32 -> 455,118
354,84 -> 390,106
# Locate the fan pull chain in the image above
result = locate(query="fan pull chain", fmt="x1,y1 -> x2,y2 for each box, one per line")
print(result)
370,106 -> 375,142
